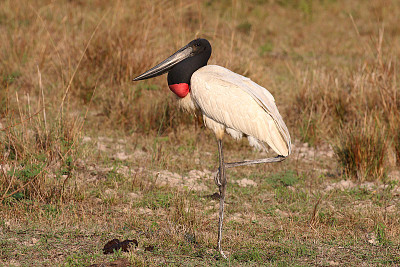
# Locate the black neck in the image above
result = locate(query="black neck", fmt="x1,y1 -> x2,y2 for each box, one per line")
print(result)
167,51 -> 211,85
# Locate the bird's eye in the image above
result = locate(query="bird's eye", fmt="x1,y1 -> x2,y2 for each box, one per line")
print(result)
195,43 -> 201,47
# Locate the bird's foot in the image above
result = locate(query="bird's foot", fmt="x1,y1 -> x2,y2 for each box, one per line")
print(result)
219,249 -> 228,259
213,168 -> 222,187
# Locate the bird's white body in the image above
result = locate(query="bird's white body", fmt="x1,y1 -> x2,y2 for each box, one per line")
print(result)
179,65 -> 291,156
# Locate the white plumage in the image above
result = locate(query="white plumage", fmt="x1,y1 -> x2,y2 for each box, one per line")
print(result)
184,65 -> 291,156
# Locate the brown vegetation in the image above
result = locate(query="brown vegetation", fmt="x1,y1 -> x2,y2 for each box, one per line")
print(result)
1,0 -> 399,265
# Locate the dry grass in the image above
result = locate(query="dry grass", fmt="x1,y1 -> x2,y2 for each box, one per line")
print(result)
334,118 -> 388,181
1,0 -> 400,266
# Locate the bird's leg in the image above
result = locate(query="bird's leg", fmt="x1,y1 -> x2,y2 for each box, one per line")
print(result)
225,155 -> 287,168
217,139 -> 227,259
214,156 -> 286,182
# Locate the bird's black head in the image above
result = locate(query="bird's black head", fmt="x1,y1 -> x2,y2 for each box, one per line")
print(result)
133,38 -> 212,98
186,38 -> 212,59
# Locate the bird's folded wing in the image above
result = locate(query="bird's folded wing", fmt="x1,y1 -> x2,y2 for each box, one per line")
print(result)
191,65 -> 291,156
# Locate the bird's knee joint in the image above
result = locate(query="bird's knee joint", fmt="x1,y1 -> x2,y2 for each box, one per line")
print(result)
277,155 -> 287,161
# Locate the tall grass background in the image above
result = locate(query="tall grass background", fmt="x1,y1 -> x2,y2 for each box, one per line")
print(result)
1,0 -> 399,201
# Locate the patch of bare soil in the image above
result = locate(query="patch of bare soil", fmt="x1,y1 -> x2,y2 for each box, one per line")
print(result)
324,179 -> 400,195
89,258 -> 130,267
292,142 -> 335,162
234,178 -> 257,187
153,170 -> 211,191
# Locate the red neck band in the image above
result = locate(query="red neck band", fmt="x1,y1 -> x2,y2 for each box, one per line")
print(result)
168,83 -> 190,98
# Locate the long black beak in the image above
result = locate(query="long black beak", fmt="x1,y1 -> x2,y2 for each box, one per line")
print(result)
133,44 -> 193,81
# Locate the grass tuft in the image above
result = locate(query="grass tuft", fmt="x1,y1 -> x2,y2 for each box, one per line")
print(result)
334,119 -> 388,181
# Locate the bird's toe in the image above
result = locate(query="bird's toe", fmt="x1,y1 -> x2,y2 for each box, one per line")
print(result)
213,168 -> 222,187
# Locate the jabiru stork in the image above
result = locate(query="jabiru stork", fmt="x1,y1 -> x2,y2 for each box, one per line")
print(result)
133,38 -> 291,258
